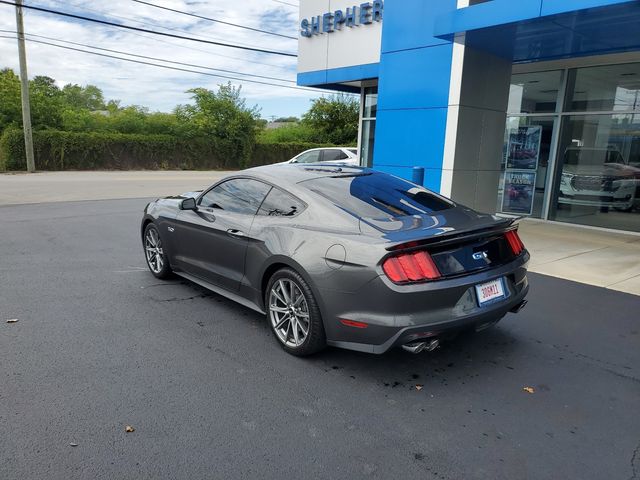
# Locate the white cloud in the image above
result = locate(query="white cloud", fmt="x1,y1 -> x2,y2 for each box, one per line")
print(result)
0,0 -> 327,118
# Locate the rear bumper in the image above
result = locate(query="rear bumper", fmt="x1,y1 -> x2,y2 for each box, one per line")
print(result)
319,253 -> 530,354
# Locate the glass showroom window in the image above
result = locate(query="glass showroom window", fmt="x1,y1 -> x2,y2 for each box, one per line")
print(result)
360,85 -> 377,168
499,70 -> 562,218
549,63 -> 640,232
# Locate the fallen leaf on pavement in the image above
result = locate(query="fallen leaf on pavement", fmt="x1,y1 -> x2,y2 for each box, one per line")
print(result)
415,385 -> 423,391
125,425 -> 135,433
6,319 -> 18,323
523,386 -> 535,394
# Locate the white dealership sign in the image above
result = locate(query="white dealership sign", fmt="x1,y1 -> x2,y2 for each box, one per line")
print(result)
298,0 -> 383,75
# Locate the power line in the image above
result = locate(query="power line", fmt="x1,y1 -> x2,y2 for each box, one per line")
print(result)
49,0 -> 277,53
124,29 -> 295,71
0,34 -> 327,94
131,0 -> 297,41
21,0 -> 297,70
0,0 -> 297,57
0,29 -> 296,83
53,0 -> 292,68
272,0 -> 298,7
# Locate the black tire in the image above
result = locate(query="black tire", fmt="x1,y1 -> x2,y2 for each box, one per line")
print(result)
142,223 -> 172,279
265,268 -> 326,356
614,197 -> 635,212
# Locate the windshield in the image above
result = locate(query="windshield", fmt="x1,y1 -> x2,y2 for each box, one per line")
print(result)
303,172 -> 453,219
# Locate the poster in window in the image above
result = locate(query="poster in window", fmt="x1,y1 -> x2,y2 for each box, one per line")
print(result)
506,126 -> 541,170
501,171 -> 536,215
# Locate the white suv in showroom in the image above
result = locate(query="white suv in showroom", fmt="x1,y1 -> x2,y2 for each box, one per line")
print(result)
558,147 -> 639,211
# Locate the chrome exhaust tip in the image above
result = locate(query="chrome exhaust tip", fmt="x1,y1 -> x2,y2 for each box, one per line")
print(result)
423,339 -> 439,352
510,299 -> 528,314
402,339 -> 439,354
402,342 -> 426,354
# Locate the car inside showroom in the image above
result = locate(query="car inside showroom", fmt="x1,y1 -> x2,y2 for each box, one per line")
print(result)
297,0 -> 640,233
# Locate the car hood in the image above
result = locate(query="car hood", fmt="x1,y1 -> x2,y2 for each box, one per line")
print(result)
156,191 -> 201,200
152,191 -> 202,208
562,163 -> 638,177
359,206 -> 513,245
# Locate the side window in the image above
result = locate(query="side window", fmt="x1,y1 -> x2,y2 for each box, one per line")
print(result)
322,149 -> 348,161
294,150 -> 321,163
198,178 -> 271,215
257,188 -> 305,217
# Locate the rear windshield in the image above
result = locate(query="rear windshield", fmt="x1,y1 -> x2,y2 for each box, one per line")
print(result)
303,172 -> 453,219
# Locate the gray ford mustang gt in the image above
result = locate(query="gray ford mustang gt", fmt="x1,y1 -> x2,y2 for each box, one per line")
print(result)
141,164 -> 529,356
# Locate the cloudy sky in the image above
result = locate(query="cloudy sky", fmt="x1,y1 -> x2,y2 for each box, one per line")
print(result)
0,0 -> 325,119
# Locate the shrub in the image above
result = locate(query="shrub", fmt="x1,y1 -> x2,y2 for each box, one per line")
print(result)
259,123 -> 319,144
0,129 -> 224,171
0,129 -> 331,171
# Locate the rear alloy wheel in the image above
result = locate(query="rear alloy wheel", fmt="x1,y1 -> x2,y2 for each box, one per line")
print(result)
266,269 -> 325,356
143,223 -> 172,279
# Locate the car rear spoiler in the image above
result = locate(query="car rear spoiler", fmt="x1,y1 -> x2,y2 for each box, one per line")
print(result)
384,217 -> 519,252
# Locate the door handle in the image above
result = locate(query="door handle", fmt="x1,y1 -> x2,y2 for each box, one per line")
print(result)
226,229 -> 245,238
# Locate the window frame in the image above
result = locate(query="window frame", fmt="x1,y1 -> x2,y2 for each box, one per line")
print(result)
293,150 -> 321,164
196,177 -> 272,216
197,176 -> 307,218
321,149 -> 349,162
507,60 -> 640,231
256,185 -> 307,218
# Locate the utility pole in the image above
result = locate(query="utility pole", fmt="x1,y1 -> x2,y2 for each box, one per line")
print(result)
15,0 -> 35,173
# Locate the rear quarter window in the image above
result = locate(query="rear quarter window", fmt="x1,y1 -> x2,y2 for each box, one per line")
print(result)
257,187 -> 305,217
322,149 -> 349,161
304,173 -> 453,219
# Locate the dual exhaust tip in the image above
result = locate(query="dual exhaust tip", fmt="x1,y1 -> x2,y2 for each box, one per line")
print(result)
402,339 -> 439,354
402,300 -> 528,354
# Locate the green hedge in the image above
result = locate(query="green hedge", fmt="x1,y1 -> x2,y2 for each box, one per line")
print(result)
0,129 -> 331,171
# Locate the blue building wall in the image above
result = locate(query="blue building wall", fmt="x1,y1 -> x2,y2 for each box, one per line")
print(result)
297,0 -> 640,192
373,0 -> 457,191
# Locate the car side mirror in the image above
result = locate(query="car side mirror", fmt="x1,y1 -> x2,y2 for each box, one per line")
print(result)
180,197 -> 197,211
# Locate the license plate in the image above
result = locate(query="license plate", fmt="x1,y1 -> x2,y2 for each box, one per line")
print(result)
475,278 -> 506,306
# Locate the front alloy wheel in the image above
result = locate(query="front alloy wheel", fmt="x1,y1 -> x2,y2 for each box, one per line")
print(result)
266,269 -> 325,356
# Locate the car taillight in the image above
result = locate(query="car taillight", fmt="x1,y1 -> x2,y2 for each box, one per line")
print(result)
504,230 -> 525,256
382,250 -> 441,284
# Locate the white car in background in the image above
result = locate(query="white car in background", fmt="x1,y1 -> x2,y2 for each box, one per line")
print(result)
284,147 -> 359,166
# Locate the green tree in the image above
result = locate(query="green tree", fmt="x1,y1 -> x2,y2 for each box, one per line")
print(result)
106,99 -> 121,113
62,83 -> 105,111
30,75 -> 64,129
0,68 -> 21,132
0,70 -> 66,131
176,83 -> 261,165
301,94 -> 359,145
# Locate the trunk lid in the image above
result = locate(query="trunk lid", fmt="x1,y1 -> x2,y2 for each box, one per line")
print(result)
361,208 -> 521,279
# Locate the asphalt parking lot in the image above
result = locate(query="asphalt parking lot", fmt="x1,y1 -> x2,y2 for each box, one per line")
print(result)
1,198 -> 639,480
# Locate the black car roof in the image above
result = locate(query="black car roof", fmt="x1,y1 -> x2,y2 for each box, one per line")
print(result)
246,163 -> 373,186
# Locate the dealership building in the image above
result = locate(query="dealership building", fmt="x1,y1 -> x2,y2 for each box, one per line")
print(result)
297,0 -> 640,233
